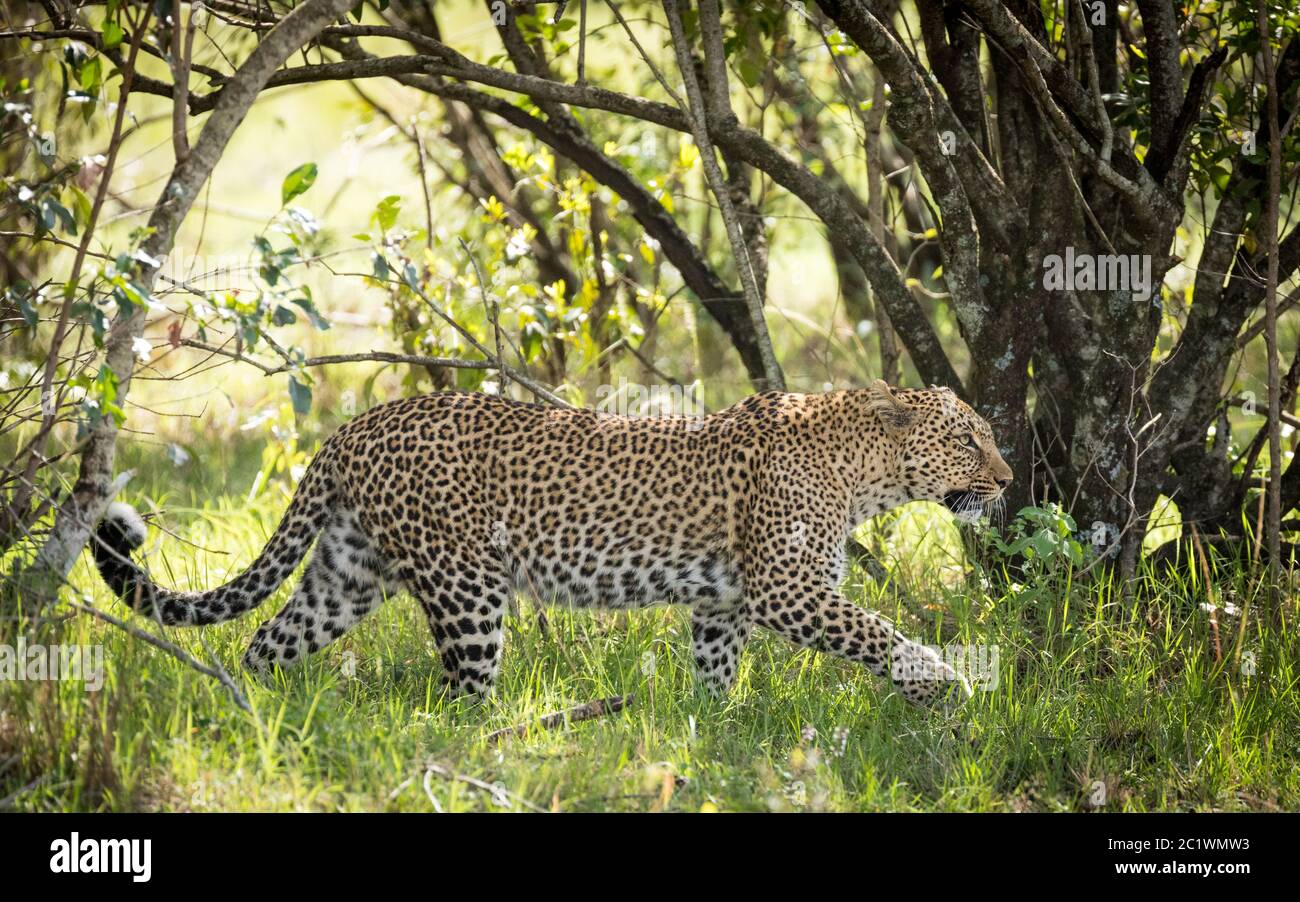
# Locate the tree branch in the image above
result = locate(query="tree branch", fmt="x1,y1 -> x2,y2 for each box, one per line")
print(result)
815,0 -> 992,343
320,29 -> 773,388
665,0 -> 784,391
1135,0 -> 1184,154
55,2 -> 962,391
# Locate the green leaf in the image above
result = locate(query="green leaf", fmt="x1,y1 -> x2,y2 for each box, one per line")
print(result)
111,280 -> 150,313
101,21 -> 125,49
520,319 -> 547,362
78,55 -> 103,93
39,197 -> 76,235
291,292 -> 330,330
372,195 -> 402,232
17,294 -> 38,329
280,163 -> 318,206
69,186 -> 93,230
272,304 -> 298,326
288,375 -> 312,415
90,364 -> 125,426
1211,163 -> 1231,194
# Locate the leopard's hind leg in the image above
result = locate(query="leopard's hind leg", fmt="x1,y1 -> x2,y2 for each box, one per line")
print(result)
396,542 -> 511,698
243,508 -> 388,671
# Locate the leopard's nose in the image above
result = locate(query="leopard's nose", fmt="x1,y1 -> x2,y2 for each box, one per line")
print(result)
996,476 -> 1012,489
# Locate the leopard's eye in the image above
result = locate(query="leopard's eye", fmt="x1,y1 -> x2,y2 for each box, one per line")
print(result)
961,435 -> 979,450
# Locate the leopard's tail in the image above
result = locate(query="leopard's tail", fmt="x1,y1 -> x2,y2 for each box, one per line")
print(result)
92,440 -> 340,626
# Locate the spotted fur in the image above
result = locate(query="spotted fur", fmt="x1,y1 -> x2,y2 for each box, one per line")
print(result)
94,381 -> 1012,705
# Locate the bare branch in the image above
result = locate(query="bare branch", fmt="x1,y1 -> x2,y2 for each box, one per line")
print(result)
66,600 -> 252,713
320,35 -> 772,387
385,260 -> 574,409
1134,0 -> 1184,152
814,0 -> 990,340
181,338 -> 496,375
422,762 -> 548,812
1259,1 -> 1285,610
664,0 -> 784,391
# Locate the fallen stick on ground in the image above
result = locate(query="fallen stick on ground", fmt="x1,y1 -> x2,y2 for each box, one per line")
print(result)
485,694 -> 634,745
0,774 -> 54,810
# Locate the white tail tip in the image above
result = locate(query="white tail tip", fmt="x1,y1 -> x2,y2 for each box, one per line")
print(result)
104,501 -> 148,549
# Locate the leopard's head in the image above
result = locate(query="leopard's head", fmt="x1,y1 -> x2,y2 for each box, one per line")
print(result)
866,380 -> 1013,521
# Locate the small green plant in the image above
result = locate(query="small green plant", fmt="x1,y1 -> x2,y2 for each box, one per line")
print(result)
969,505 -> 1087,640
990,505 -> 1087,576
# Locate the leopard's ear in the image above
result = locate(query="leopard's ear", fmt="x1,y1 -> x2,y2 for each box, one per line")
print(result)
867,379 -> 916,435
930,383 -> 959,414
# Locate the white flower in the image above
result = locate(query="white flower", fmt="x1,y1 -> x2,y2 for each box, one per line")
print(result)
240,410 -> 275,431
131,337 -> 153,361
1200,601 -> 1240,617
133,250 -> 162,269
505,230 -> 530,260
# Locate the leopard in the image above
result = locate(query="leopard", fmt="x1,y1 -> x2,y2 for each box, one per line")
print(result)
93,380 -> 1012,707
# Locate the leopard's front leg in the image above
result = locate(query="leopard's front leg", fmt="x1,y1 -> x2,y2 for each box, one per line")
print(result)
749,583 -> 967,705
742,498 -> 968,707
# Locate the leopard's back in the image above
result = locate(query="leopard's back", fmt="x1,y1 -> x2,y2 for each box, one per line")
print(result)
333,391 -> 758,609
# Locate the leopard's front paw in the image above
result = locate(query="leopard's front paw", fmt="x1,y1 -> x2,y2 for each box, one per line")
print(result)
890,642 -> 972,710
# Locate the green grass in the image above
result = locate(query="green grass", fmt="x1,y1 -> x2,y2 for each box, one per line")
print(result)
3,457 -> 1298,812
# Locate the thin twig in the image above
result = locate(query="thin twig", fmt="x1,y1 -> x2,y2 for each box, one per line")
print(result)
180,337 -> 495,375
66,600 -> 253,713
1259,0 -> 1285,615
458,238 -> 504,364
386,259 -> 574,408
485,694 -> 634,745
422,762 -> 548,813
663,0 -> 784,391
